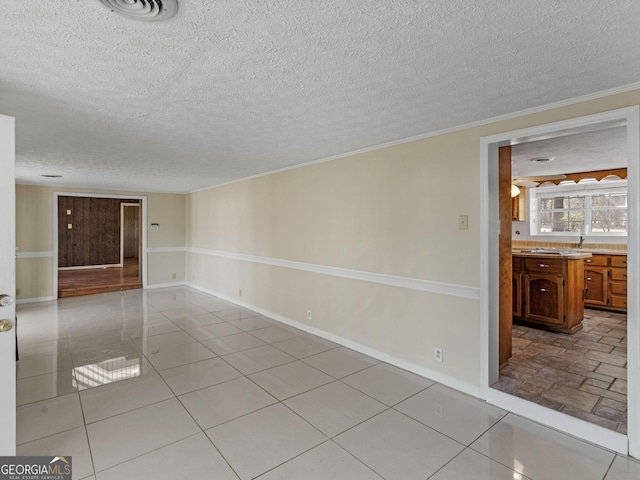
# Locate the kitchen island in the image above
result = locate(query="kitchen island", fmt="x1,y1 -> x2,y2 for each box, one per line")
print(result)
512,250 -> 591,334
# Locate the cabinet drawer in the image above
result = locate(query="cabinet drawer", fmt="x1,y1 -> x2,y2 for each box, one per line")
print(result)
611,268 -> 627,281
524,258 -> 564,274
610,295 -> 627,309
584,255 -> 608,266
610,281 -> 627,295
610,256 -> 628,268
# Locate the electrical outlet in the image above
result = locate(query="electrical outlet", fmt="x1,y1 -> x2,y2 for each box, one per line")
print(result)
239,289 -> 243,297
307,310 -> 312,320
458,215 -> 468,230
434,347 -> 443,363
171,273 -> 176,280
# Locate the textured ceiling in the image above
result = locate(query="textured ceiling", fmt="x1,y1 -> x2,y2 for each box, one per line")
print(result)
512,125 -> 627,178
2,0 -> 640,193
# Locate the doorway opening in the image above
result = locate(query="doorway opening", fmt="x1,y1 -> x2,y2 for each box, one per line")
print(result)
480,106 -> 639,456
54,193 -> 147,298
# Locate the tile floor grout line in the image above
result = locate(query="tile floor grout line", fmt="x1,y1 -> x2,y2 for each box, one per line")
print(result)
200,430 -> 243,480
92,431 -> 205,476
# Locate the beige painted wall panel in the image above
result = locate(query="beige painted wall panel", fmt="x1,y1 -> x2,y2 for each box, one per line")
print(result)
148,251 -> 186,285
16,186 -> 53,253
16,257 -> 53,301
188,137 -> 479,286
189,252 -> 480,385
147,193 -> 185,248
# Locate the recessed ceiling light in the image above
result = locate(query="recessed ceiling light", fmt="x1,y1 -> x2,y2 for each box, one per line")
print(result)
530,157 -> 554,163
97,0 -> 179,22
40,174 -> 62,178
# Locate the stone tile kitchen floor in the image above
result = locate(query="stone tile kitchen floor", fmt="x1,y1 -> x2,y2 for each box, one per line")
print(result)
494,308 -> 628,433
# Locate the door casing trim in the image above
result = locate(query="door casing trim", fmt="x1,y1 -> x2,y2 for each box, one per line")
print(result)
480,106 -> 639,456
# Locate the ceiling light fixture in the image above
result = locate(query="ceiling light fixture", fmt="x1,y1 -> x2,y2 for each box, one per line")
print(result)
97,0 -> 179,22
40,174 -> 62,178
511,185 -> 521,197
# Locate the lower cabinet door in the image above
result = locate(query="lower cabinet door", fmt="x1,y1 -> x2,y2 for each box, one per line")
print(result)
524,274 -> 564,326
584,266 -> 608,306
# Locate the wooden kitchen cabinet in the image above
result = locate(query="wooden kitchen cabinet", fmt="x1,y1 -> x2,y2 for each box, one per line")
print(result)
584,264 -> 608,306
512,258 -> 523,317
583,254 -> 627,312
513,254 -> 586,333
524,273 -> 564,326
610,255 -> 628,311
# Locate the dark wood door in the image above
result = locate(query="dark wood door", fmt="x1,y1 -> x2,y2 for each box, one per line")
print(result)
524,274 -> 564,326
584,266 -> 608,306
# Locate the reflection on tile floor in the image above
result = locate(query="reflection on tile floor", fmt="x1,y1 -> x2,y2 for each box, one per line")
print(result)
16,288 -> 639,479
494,309 -> 628,433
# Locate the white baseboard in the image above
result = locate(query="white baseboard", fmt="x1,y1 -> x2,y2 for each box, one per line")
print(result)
16,296 -> 57,304
145,281 -> 186,289
186,282 -> 481,399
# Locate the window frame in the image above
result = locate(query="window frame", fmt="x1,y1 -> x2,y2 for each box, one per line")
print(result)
528,179 -> 628,236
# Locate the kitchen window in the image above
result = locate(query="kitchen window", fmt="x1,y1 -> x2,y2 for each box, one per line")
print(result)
529,179 -> 628,236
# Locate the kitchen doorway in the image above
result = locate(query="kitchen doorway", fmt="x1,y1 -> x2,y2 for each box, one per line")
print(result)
480,106 -> 639,456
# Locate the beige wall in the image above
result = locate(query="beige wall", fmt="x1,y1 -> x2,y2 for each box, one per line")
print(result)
187,88 -> 640,391
16,185 -> 186,300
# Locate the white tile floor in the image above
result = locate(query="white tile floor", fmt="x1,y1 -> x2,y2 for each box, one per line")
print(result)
15,287 -> 640,480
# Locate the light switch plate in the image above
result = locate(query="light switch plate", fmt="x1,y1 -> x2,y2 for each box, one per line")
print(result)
458,215 -> 468,230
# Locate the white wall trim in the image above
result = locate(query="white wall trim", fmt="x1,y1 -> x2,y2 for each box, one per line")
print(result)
147,247 -> 186,253
58,264 -> 121,271
16,296 -> 56,304
187,247 -> 480,300
145,281 -> 186,289
480,105 -> 639,457
189,82 -> 640,194
186,282 -> 481,398
16,251 -> 54,258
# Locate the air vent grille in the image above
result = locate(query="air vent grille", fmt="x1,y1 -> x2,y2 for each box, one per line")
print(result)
97,0 -> 178,22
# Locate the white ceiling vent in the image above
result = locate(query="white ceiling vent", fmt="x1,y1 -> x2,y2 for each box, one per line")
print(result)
97,0 -> 178,22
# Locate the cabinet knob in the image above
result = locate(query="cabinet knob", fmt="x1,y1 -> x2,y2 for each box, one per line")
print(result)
586,259 -> 592,263
586,278 -> 593,281
540,288 -> 550,292
538,264 -> 549,268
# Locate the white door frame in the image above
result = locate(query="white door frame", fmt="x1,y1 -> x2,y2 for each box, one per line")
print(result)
53,192 -> 148,297
120,203 -> 141,266
480,105 -> 639,457
0,114 -> 16,455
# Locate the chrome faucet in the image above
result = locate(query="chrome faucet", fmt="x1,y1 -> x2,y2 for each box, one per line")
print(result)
578,235 -> 585,249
